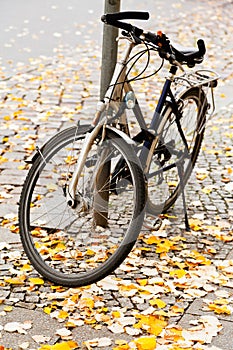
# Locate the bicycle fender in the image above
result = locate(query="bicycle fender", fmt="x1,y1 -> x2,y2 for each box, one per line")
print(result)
105,125 -> 136,146
24,144 -> 46,164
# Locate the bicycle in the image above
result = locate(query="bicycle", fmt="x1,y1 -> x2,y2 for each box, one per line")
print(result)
18,11 -> 219,287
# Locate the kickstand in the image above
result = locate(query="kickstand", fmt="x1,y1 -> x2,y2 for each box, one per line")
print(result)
177,163 -> 191,232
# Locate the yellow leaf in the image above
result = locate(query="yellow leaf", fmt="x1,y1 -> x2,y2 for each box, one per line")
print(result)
134,336 -> 156,350
208,303 -> 231,315
4,305 -> 13,312
50,285 -> 66,292
202,187 -> 213,194
149,298 -> 166,308
44,306 -> 52,315
112,311 -> 121,318
156,239 -> 174,253
39,341 -> 78,350
65,321 -> 76,329
84,319 -> 96,325
29,277 -> 44,285
75,103 -> 82,111
215,233 -> 233,242
18,165 -> 27,170
2,136 -> 9,143
169,269 -> 187,279
0,156 -> 8,164
20,264 -> 32,272
86,249 -> 95,256
119,284 -> 138,292
10,225 -> 19,233
150,323 -> 166,336
169,305 -> 184,315
163,214 -> 178,219
114,339 -> 129,347
164,326 -> 184,342
25,143 -> 36,151
58,310 -> 69,319
134,315 -> 167,336
189,218 -> 203,231
143,236 -> 159,245
78,297 -> 94,309
13,110 -> 23,117
168,181 -> 178,187
5,275 -> 26,285
188,250 -> 211,266
65,155 -> 76,165
196,173 -> 207,181
137,279 -> 148,286
214,298 -> 229,305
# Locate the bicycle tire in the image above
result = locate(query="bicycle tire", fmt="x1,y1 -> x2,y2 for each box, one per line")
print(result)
146,87 -> 208,216
19,125 -> 146,287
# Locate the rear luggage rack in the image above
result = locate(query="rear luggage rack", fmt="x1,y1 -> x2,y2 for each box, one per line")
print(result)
175,69 -> 220,88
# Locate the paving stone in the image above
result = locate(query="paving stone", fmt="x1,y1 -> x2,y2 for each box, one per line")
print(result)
0,227 -> 20,243
9,292 -> 25,302
0,305 -> 59,348
25,295 -> 40,304
15,301 -> 36,310
0,290 -> 10,300
185,294 -> 233,323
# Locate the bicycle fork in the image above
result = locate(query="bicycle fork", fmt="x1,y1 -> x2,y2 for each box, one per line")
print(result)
66,123 -> 103,209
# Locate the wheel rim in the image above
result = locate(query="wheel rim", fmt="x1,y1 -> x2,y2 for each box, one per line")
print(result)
21,130 -> 142,283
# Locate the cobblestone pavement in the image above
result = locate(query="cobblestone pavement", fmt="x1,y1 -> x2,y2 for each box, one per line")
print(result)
1,1 -> 233,349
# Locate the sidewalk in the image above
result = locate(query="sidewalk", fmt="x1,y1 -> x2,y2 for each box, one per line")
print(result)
1,1 -> 233,349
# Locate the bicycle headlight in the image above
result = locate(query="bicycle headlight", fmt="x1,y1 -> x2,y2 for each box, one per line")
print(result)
125,91 -> 136,109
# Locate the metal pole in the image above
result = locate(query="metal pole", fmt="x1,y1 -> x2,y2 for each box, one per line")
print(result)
100,0 -> 121,99
94,0 -> 121,227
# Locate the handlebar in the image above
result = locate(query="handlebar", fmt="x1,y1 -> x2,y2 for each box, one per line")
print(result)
101,11 -> 149,36
102,11 -> 149,22
172,39 -> 206,66
101,11 -> 206,67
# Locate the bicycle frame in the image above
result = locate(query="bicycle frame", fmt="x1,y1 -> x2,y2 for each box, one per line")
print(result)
91,37 -> 189,173
67,35 -> 218,208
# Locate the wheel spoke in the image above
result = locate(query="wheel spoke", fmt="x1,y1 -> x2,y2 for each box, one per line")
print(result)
19,126 -> 145,287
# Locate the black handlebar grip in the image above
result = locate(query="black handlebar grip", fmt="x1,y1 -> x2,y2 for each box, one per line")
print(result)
197,39 -> 206,56
101,11 -> 149,24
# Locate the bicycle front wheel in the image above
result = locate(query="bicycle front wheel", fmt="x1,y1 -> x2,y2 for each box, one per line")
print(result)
19,125 -> 146,287
146,87 -> 208,216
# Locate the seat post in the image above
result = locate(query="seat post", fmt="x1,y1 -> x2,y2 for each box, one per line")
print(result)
168,65 -> 178,80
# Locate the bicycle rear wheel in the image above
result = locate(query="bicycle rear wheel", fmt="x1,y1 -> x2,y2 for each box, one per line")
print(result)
19,125 -> 146,287
146,87 -> 208,216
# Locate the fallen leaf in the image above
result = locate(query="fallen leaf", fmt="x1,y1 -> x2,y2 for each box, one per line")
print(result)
56,328 -> 72,338
39,341 -> 78,350
134,336 -> 156,350
29,277 -> 44,285
32,335 -> 51,343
